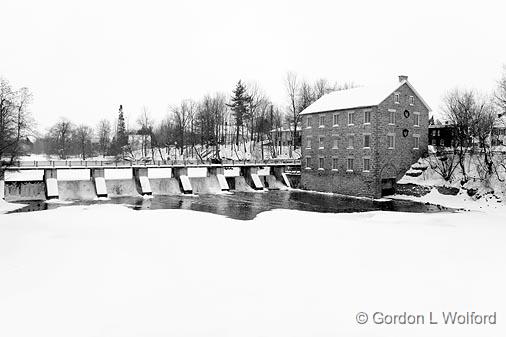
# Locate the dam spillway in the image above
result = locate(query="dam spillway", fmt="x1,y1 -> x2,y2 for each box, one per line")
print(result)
1,162 -> 299,201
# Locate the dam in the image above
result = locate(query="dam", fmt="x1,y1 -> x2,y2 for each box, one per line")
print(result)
1,160 -> 301,201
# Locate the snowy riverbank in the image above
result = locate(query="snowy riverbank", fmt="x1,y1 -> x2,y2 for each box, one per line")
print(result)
391,188 -> 505,212
0,199 -> 25,214
1,204 -> 505,337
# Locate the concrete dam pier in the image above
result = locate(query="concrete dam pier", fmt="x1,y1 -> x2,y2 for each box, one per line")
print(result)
1,162 -> 300,201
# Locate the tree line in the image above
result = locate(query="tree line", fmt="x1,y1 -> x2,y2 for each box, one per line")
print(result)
31,74 -> 347,161
430,66 -> 506,183
0,78 -> 33,165
3,67 -> 506,166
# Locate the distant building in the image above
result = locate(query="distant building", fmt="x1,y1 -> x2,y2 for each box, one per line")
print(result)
269,124 -> 301,147
492,114 -> 506,146
428,113 -> 506,148
428,122 -> 455,147
299,75 -> 430,198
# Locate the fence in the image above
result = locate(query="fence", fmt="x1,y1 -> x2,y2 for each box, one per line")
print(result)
8,158 -> 301,168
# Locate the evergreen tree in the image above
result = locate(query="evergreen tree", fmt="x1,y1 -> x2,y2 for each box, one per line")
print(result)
116,104 -> 127,146
109,105 -> 128,156
227,81 -> 251,146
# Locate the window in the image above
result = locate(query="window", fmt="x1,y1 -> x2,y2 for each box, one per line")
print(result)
363,134 -> 371,148
388,109 -> 396,124
363,158 -> 371,172
409,96 -> 415,105
305,157 -> 311,169
414,135 -> 420,149
318,136 -> 325,149
332,157 -> 338,170
394,93 -> 400,104
306,137 -> 312,149
387,134 -> 395,149
347,158 -> 354,172
364,110 -> 371,124
333,137 -> 339,149
333,113 -> 339,126
414,112 -> 420,126
318,157 -> 324,170
306,116 -> 312,128
348,111 -> 354,125
432,139 -> 437,146
347,134 -> 354,149
319,115 -> 325,127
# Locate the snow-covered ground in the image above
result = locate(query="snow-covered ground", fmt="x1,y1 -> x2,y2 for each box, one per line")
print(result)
0,204 -> 505,337
392,188 -> 504,211
18,143 -> 301,162
0,199 -> 26,214
397,153 -> 506,208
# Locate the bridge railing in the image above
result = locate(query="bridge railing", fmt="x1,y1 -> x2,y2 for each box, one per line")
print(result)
9,158 -> 301,168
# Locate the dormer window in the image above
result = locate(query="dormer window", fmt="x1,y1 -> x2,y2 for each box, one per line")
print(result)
394,93 -> 400,104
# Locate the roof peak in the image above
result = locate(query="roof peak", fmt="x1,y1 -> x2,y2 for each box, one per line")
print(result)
299,76 -> 430,115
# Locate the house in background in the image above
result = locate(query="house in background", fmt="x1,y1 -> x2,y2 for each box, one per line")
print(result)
492,113 -> 506,146
299,75 -> 430,198
269,124 -> 301,148
428,121 -> 455,147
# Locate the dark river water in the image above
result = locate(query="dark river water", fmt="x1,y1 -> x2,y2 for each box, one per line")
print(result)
8,190 -> 457,220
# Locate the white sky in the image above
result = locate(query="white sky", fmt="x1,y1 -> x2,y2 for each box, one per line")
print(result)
1,0 -> 505,131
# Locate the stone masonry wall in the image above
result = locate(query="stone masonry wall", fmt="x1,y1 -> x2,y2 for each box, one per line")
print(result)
300,82 -> 429,198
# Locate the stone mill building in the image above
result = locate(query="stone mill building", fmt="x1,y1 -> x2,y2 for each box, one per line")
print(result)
299,75 -> 430,198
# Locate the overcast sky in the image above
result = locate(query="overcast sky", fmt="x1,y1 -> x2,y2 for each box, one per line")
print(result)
1,0 -> 505,131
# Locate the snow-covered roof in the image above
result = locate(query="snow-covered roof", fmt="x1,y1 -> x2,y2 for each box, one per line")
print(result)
300,79 -> 431,115
270,124 -> 301,133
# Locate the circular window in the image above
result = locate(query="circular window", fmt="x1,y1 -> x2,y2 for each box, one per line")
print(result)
404,110 -> 410,118
402,129 -> 409,137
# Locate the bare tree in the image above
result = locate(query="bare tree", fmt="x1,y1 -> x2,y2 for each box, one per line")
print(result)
245,82 -> 269,152
285,72 -> 300,156
153,116 -> 177,161
137,106 -> 154,158
47,119 -> 73,159
171,99 -> 196,157
73,125 -> 94,160
496,65 -> 506,113
97,119 -> 111,156
444,88 -> 500,182
443,88 -> 476,182
429,149 -> 459,181
472,95 -> 498,177
0,78 -> 33,164
298,80 -> 315,115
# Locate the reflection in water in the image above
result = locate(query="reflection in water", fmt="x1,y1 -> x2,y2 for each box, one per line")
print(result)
9,190 -> 457,221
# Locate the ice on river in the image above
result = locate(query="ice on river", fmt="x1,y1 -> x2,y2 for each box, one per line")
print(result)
0,204 -> 505,337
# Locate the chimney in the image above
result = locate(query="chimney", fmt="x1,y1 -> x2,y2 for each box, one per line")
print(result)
398,75 -> 408,82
